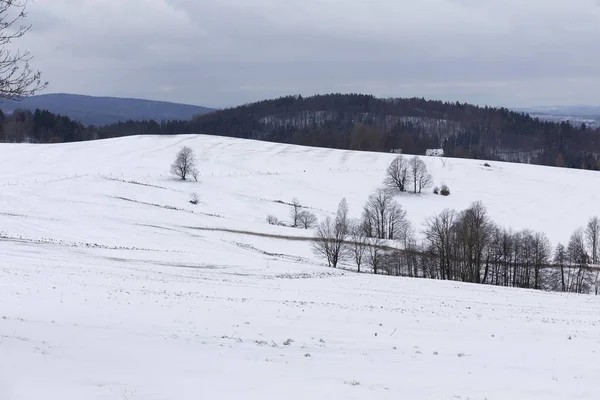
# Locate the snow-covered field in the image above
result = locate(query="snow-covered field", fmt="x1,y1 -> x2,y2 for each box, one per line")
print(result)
1,134 -> 600,399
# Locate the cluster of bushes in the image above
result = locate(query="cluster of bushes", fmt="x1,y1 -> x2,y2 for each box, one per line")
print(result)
433,185 -> 450,196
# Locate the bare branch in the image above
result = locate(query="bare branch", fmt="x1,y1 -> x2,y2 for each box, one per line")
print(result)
0,0 -> 47,100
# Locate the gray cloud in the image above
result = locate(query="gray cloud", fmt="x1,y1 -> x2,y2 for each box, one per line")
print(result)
16,0 -> 600,107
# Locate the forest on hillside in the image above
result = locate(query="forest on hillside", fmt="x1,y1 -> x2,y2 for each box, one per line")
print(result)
0,109 -> 92,143
187,94 -> 600,170
95,94 -> 600,171
3,94 -> 600,171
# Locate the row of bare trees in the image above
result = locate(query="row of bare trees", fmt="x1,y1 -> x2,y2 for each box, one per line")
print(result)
313,191 -> 412,273
423,209 -> 600,294
423,204 -> 553,289
312,196 -> 600,295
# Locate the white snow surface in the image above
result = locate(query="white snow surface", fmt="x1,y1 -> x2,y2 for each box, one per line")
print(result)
1,134 -> 600,399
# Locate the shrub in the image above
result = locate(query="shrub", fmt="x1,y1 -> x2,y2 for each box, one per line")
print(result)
433,186 -> 440,195
484,162 -> 491,168
267,215 -> 279,225
189,192 -> 199,205
440,184 -> 450,196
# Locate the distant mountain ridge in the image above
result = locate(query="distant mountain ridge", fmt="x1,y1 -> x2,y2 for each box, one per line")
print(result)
3,92 -> 600,173
99,93 -> 600,171
0,93 -> 214,126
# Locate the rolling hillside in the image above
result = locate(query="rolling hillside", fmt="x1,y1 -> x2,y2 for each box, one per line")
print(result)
0,93 -> 214,125
101,94 -> 600,172
1,135 -> 599,399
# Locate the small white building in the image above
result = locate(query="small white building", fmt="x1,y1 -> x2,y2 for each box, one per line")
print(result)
426,148 -> 444,157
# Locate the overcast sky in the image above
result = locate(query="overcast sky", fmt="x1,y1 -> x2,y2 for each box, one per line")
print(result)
18,0 -> 600,108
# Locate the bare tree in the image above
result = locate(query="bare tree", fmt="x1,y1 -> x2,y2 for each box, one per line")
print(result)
593,270 -> 600,296
586,216 -> 600,265
568,228 -> 590,293
531,231 -> 551,290
298,211 -> 317,229
336,198 -> 349,235
454,201 -> 493,283
368,238 -> 384,274
362,189 -> 407,240
398,221 -> 420,278
568,228 -> 589,265
313,218 -> 336,267
290,198 -> 302,227
409,156 -> 432,193
417,169 -> 433,193
384,155 -> 409,192
0,0 -> 47,100
312,199 -> 350,268
585,217 -> 600,294
424,209 -> 457,280
349,219 -> 368,273
171,146 -> 197,180
553,243 -> 568,292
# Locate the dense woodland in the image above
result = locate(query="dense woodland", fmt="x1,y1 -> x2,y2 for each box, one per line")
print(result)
3,93 -> 600,171
0,108 -> 189,143
0,109 -> 93,143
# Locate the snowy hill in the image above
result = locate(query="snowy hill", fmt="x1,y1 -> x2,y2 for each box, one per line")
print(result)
1,135 -> 600,399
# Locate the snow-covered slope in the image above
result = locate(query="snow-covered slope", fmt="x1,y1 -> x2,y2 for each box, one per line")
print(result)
1,135 -> 600,399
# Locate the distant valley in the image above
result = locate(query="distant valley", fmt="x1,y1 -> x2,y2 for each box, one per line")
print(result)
0,93 -> 214,126
515,105 -> 600,129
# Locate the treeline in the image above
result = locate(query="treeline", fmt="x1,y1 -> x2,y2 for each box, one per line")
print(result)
4,94 -> 600,173
93,94 -> 600,172
193,94 -> 600,170
0,108 -> 94,143
314,197 -> 600,295
311,157 -> 600,295
0,108 -> 193,143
